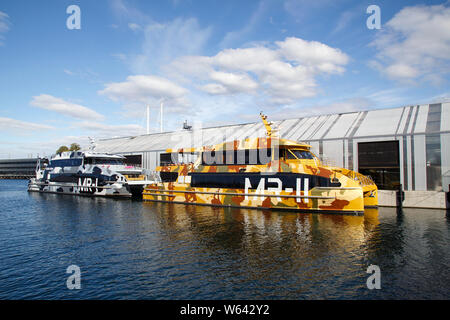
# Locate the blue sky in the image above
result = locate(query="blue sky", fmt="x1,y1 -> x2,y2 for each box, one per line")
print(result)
0,0 -> 449,157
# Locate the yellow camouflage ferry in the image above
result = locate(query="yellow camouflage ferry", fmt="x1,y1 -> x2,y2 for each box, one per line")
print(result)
143,113 -> 378,214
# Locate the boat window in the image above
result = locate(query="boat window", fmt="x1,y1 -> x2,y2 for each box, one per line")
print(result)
287,150 -> 315,160
160,153 -> 173,166
49,158 -> 83,167
299,151 -> 315,159
85,158 -> 123,165
160,171 -> 178,182
286,150 -> 297,160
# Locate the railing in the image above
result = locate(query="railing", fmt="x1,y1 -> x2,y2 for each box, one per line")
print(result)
321,157 -> 337,168
146,170 -> 162,184
343,171 -> 375,186
0,174 -> 34,179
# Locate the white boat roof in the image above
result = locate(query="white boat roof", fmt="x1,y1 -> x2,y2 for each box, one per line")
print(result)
83,152 -> 125,159
51,151 -> 125,160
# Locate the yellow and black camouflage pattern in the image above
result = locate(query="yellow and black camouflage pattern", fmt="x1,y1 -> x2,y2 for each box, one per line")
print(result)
143,137 -> 378,214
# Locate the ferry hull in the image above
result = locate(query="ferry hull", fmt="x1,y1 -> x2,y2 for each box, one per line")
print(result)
363,187 -> 378,208
28,179 -> 131,198
143,184 -> 365,214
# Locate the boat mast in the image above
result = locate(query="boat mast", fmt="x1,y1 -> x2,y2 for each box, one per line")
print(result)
260,112 -> 280,165
146,104 -> 150,134
160,100 -> 163,133
260,112 -> 273,137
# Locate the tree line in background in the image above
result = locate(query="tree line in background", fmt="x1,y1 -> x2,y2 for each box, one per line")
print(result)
56,143 -> 81,154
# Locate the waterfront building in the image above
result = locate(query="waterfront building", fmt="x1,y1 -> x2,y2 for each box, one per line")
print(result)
0,158 -> 45,179
94,102 -> 449,194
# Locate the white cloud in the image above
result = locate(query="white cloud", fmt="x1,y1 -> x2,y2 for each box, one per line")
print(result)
62,68 -> 100,82
132,18 -> 212,73
99,75 -> 188,103
219,0 -> 269,48
109,1 -> 212,74
200,83 -> 228,95
111,53 -> 127,61
0,12 -> 9,32
331,10 -> 356,35
429,92 -> 450,103
365,88 -> 409,107
0,11 -> 11,46
76,121 -> 145,137
274,97 -> 370,119
276,37 -> 348,72
205,71 -> 259,95
371,4 -> 450,82
214,46 -> 278,71
0,117 -> 54,131
30,94 -> 104,121
128,22 -> 141,31
384,63 -> 418,79
110,0 -> 147,23
168,37 -> 349,105
105,1 -> 349,118
99,75 -> 190,116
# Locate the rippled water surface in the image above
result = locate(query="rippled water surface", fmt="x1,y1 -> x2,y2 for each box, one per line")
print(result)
0,179 -> 449,299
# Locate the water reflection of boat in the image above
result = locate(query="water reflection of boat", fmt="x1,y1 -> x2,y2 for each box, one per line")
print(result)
363,208 -> 380,226
28,151 -> 153,198
144,202 -> 380,255
143,113 -> 378,214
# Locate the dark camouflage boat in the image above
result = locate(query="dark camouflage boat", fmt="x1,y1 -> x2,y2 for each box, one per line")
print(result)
28,151 -> 152,197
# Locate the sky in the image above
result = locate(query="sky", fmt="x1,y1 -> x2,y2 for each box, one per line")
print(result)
0,0 -> 449,158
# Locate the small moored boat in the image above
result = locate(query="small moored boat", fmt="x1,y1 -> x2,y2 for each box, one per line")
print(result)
28,151 -> 153,198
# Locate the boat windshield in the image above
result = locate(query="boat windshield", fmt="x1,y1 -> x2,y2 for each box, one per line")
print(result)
287,149 -> 315,160
85,158 -> 124,165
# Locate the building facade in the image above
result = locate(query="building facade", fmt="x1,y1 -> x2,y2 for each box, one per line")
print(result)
94,102 -> 450,192
0,158 -> 44,178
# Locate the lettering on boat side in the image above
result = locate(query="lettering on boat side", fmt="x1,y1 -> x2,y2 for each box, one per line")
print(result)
244,177 -> 309,202
75,177 -> 98,193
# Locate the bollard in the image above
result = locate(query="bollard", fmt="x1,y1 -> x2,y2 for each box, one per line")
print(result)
446,184 -> 450,212
396,184 -> 404,212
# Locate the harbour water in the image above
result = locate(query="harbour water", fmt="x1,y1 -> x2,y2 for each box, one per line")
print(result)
0,179 -> 449,299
